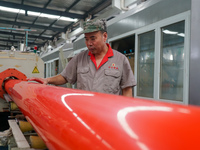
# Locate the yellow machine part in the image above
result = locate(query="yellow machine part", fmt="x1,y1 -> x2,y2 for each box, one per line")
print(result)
19,121 -> 34,133
30,135 -> 47,149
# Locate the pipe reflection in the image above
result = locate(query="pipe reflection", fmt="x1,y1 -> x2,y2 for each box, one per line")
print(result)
61,93 -> 114,150
117,106 -> 173,150
117,106 -> 173,139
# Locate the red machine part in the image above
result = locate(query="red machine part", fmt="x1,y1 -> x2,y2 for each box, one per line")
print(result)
0,68 -> 27,99
3,78 -> 200,150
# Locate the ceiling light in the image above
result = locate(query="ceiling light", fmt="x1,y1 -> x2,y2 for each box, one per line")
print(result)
59,17 -> 78,22
0,6 -> 25,14
177,33 -> 185,37
19,9 -> 25,14
28,11 -> 41,16
163,29 -> 178,35
0,6 -> 19,13
0,6 -> 77,22
40,13 -> 60,19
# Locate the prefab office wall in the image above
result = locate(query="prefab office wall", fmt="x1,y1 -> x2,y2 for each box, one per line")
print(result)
107,0 -> 190,104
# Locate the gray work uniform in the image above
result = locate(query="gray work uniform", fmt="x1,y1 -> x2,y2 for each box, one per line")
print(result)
61,44 -> 136,95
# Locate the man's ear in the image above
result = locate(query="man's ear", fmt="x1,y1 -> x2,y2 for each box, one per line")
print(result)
103,32 -> 107,42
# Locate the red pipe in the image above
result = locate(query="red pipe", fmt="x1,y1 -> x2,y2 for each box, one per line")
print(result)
4,79 -> 200,150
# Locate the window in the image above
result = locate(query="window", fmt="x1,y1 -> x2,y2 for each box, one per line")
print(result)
109,12 -> 189,103
137,31 -> 155,98
160,21 -> 185,101
55,60 -> 59,75
51,61 -> 55,77
47,63 -> 50,77
111,35 -> 135,73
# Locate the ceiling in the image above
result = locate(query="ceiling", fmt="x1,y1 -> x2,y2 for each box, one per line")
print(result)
0,0 -> 112,50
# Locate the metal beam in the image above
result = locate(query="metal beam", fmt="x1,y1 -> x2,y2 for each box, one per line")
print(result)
0,44 -> 17,48
0,38 -> 43,46
65,0 -> 81,11
0,31 -> 52,40
44,0 -> 52,8
51,0 -> 112,40
0,19 -> 64,32
30,0 -> 52,29
37,20 -> 58,39
87,0 -> 112,16
0,1 -> 85,19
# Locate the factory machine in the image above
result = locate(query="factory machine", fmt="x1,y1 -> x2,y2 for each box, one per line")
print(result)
0,50 -> 45,149
1,50 -> 200,150
0,50 -> 44,109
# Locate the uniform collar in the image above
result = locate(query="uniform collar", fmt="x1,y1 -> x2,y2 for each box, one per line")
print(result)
88,43 -> 113,69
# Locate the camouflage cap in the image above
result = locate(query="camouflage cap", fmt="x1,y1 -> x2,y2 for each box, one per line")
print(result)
83,19 -> 107,33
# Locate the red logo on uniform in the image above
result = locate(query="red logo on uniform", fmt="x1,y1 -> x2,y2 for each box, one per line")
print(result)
108,63 -> 118,69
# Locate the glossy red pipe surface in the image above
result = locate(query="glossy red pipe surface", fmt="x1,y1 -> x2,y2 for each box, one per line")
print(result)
5,79 -> 200,150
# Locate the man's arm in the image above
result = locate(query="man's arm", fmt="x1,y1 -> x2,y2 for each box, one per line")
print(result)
27,74 -> 67,85
120,56 -> 136,97
122,87 -> 133,97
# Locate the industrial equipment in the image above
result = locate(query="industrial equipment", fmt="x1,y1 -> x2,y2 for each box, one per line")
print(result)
0,50 -> 44,78
0,50 -> 44,112
0,50 -> 44,149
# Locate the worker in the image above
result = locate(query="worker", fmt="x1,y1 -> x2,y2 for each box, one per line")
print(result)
28,19 -> 136,97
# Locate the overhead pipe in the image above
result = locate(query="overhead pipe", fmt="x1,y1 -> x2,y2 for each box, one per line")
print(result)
2,68 -> 200,150
120,0 -> 130,11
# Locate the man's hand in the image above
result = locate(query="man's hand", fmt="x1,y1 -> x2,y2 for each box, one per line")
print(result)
27,75 -> 67,85
27,77 -> 49,85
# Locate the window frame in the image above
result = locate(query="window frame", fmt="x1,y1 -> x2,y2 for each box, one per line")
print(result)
44,57 -> 59,78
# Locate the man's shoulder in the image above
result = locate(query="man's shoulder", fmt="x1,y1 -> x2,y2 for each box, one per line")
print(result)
112,49 -> 126,58
75,49 -> 89,58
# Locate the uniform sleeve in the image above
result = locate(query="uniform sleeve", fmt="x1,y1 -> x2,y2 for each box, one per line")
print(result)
121,56 -> 136,89
60,55 -> 78,84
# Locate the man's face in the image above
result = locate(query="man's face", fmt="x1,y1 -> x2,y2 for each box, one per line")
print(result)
84,31 -> 107,55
